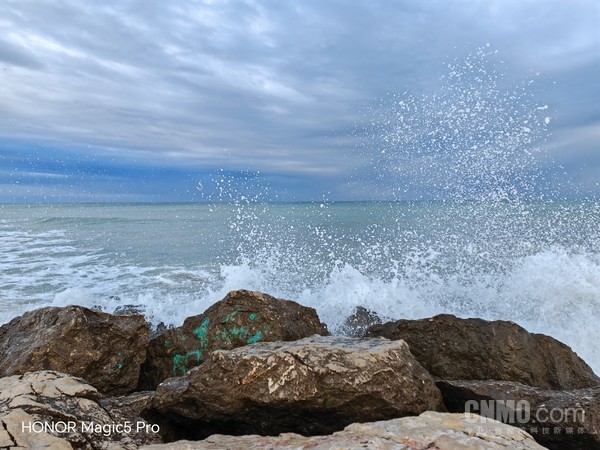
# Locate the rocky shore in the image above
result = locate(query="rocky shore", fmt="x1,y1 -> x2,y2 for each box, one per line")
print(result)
0,289 -> 598,449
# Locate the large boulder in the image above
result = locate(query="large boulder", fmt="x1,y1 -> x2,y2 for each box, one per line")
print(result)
0,371 -> 162,449
0,305 -> 150,395
366,314 -> 600,390
146,335 -> 445,439
438,379 -> 600,450
139,411 -> 544,449
139,290 -> 329,389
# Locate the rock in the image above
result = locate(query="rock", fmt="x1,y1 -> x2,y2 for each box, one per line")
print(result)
113,304 -> 146,316
438,379 -> 600,450
139,411 -> 545,449
139,290 -> 329,389
146,335 -> 445,439
101,391 -> 155,422
366,314 -> 600,390
0,305 -> 150,395
0,370 -> 162,449
150,322 -> 170,340
338,306 -> 382,338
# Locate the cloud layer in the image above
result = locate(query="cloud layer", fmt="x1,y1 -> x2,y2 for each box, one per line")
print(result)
0,0 -> 598,201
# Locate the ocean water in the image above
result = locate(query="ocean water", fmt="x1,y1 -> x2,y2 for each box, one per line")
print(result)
1,200 -> 599,373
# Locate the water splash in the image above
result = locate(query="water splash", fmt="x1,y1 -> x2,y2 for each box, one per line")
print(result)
365,45 -> 555,202
198,46 -> 600,371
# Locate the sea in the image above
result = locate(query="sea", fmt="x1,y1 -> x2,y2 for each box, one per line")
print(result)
1,200 -> 599,373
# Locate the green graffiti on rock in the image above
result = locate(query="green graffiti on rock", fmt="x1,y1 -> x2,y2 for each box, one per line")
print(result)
215,325 -> 264,346
247,330 -> 262,344
223,311 -> 239,323
193,318 -> 210,348
172,318 -> 212,376
173,349 -> 202,376
116,352 -> 125,370
172,315 -> 269,376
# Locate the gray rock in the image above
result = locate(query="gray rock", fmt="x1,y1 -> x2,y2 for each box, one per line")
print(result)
0,305 -> 150,395
150,322 -> 170,340
139,411 -> 545,449
366,314 -> 600,390
438,379 -> 600,450
139,290 -> 329,389
0,370 -> 162,449
113,304 -> 145,316
146,335 -> 445,438
338,306 -> 382,338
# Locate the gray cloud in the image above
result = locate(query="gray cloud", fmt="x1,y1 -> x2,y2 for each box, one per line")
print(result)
0,0 -> 598,200
0,37 -> 44,69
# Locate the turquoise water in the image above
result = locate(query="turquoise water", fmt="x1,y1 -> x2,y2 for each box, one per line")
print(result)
1,200 -> 599,371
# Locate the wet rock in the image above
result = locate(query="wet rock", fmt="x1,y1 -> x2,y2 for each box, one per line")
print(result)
146,335 -> 445,439
139,290 -> 329,389
139,411 -> 544,449
113,304 -> 146,316
438,379 -> 600,450
150,322 -> 170,340
0,371 -> 162,449
366,314 -> 600,390
0,305 -> 150,395
338,306 -> 382,338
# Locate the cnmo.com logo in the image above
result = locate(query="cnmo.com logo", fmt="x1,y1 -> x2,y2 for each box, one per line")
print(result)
464,400 -> 586,425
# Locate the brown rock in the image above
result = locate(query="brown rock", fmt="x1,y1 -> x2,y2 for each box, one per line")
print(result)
0,305 -> 150,395
366,314 -> 599,390
139,290 -> 329,389
139,411 -> 545,449
438,379 -> 600,450
146,335 -> 445,439
0,370 -> 162,449
101,391 -> 155,422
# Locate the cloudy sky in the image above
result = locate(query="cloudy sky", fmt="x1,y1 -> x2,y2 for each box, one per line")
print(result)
0,0 -> 598,202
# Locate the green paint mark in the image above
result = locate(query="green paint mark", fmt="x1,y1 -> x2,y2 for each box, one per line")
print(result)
193,318 -> 210,348
247,330 -> 262,344
173,349 -> 203,376
172,354 -> 187,376
230,326 -> 250,339
116,353 -> 125,370
171,314 -> 271,377
223,311 -> 239,323
213,325 -> 264,346
163,340 -> 169,348
218,328 -> 232,344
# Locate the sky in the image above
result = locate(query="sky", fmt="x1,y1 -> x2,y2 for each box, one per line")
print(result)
0,0 -> 598,202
